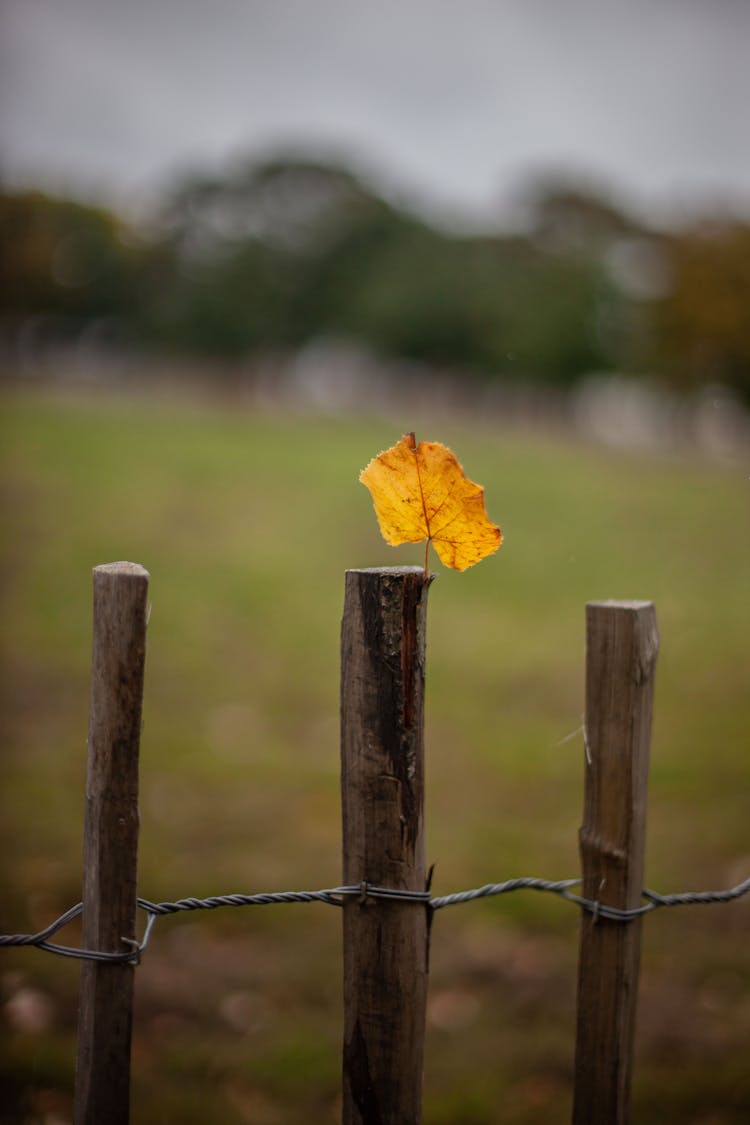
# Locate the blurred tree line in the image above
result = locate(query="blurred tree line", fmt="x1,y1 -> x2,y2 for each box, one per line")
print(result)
2,156 -> 749,401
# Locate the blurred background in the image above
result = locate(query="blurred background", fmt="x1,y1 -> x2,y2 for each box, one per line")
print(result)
1,2 -> 749,1122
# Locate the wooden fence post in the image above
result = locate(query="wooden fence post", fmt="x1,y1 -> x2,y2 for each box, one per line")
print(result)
75,562 -> 149,1125
572,600 -> 659,1125
340,567 -> 431,1125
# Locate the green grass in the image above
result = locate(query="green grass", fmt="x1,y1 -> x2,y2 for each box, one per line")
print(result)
1,382 -> 749,1123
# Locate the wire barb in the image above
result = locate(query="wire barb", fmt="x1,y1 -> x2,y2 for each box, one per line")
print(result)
2,876 -> 748,964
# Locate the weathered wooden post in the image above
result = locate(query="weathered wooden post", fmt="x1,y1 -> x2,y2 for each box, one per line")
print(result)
340,567 -> 431,1124
75,562 -> 149,1125
573,600 -> 659,1125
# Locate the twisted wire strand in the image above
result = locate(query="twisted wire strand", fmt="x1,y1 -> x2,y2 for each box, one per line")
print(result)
429,877 -> 582,911
2,875 -> 748,964
427,874 -> 750,918
137,888 -> 351,914
642,876 -> 750,909
136,884 -> 433,918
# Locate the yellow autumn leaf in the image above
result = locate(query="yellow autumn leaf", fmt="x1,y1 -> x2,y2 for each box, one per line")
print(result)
359,432 -> 503,572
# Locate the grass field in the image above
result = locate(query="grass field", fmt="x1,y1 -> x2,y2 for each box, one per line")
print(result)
1,381 -> 749,1123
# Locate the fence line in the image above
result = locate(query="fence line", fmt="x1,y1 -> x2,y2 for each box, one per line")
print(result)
2,565 -> 748,1125
3,874 -> 749,966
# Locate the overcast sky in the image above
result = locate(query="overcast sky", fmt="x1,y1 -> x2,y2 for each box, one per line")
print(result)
2,0 -> 749,227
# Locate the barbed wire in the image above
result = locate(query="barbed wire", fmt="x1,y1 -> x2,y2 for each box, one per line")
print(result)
2,874 -> 748,966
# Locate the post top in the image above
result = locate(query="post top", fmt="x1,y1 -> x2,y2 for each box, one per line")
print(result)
587,599 -> 653,612
346,566 -> 426,576
93,561 -> 150,579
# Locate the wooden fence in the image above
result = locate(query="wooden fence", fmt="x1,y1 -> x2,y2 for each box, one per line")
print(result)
74,561 -> 659,1125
